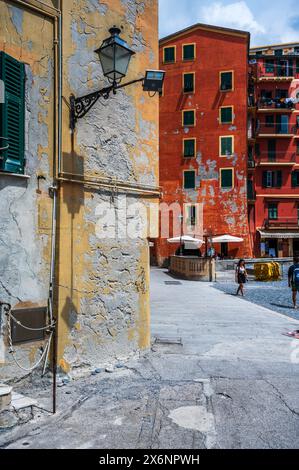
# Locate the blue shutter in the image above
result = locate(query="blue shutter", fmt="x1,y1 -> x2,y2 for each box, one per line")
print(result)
0,52 -> 25,174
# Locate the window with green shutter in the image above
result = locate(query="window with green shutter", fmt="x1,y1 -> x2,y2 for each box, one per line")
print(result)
268,139 -> 276,161
220,71 -> 233,91
265,115 -> 274,128
296,141 -> 299,155
220,107 -> 233,124
292,171 -> 299,187
268,203 -> 278,220
183,110 -> 195,127
183,73 -> 194,93
220,136 -> 233,156
183,139 -> 195,157
0,52 -> 25,174
163,46 -> 175,63
184,170 -> 195,189
183,44 -> 195,61
220,169 -> 233,189
265,59 -> 274,73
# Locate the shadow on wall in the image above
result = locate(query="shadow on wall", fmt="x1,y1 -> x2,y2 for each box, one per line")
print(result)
54,138 -> 85,370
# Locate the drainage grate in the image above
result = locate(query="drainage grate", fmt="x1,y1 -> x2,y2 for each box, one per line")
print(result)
154,336 -> 183,345
164,281 -> 182,286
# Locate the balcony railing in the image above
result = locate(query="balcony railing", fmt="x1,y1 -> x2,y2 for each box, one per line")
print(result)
264,218 -> 299,229
256,152 -> 297,164
257,99 -> 298,110
257,66 -> 295,80
257,123 -> 297,136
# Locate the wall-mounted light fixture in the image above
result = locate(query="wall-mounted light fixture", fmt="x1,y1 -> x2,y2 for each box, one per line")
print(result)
70,27 -> 165,131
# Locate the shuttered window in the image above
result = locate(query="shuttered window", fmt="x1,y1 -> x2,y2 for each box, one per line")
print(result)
268,139 -> 276,161
265,59 -> 274,73
220,169 -> 233,189
268,203 -> 278,220
220,71 -> 233,91
0,52 -> 25,174
163,46 -> 175,63
262,170 -> 282,188
220,136 -> 233,156
183,73 -> 194,93
183,139 -> 195,157
220,107 -> 233,124
184,171 -> 195,189
292,171 -> 299,187
183,110 -> 195,127
183,44 -> 195,61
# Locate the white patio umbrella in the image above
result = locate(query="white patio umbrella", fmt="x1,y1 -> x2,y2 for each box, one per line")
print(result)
167,235 -> 204,248
212,234 -> 244,243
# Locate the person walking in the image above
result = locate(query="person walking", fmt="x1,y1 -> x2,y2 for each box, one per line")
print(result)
288,256 -> 299,309
235,259 -> 248,297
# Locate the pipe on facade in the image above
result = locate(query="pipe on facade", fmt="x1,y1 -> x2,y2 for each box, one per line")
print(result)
59,171 -> 161,194
57,176 -> 161,197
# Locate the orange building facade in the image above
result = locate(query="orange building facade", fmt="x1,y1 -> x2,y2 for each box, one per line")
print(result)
155,24 -> 252,266
248,43 -> 299,258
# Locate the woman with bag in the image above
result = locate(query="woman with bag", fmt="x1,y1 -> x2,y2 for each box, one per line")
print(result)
235,259 -> 248,297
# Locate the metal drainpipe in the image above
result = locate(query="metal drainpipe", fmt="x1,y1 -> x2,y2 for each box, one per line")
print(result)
47,5 -> 62,414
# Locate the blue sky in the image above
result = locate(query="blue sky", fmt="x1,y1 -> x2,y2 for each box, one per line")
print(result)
159,0 -> 299,46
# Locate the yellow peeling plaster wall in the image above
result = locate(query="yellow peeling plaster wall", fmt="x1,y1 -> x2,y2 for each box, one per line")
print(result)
0,0 -> 158,380
57,0 -> 159,373
0,1 -> 55,380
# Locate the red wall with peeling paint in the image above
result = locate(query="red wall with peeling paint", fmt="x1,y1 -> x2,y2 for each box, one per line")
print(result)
155,25 -> 252,265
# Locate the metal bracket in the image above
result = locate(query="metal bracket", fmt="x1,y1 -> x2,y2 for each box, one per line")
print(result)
69,77 -> 144,132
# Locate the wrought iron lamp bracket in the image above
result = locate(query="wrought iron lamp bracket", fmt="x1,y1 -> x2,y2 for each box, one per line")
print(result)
70,77 -> 145,132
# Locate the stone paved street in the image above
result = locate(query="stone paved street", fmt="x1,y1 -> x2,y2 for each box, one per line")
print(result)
1,268 -> 299,449
215,268 -> 299,320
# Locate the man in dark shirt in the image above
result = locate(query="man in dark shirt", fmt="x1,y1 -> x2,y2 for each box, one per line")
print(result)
288,256 -> 299,309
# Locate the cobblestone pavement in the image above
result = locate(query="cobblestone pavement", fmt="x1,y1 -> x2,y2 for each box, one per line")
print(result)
215,271 -> 299,321
1,268 -> 299,449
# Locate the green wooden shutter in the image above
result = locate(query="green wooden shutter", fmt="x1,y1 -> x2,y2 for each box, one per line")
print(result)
276,170 -> 282,188
221,137 -> 232,156
0,52 -> 25,174
262,171 -> 268,188
164,47 -> 175,63
292,171 -> 299,187
265,59 -> 274,73
183,110 -> 195,126
268,139 -> 276,161
221,107 -> 233,123
184,171 -> 195,189
221,169 -> 233,188
184,139 -> 195,157
220,72 -> 232,91
183,45 -> 195,61
183,74 -> 194,93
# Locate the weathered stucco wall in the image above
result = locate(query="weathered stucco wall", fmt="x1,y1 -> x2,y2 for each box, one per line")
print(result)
57,0 -> 158,373
0,0 -> 159,380
0,1 -> 54,379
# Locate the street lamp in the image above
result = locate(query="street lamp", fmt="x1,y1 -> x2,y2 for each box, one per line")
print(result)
70,26 -> 165,131
95,27 -> 135,87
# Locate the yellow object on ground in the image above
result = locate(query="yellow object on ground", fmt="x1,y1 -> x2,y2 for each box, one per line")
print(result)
254,262 -> 281,282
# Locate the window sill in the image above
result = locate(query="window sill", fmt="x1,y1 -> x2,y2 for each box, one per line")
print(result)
0,171 -> 30,179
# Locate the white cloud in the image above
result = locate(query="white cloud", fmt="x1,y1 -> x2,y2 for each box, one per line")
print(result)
201,1 -> 265,34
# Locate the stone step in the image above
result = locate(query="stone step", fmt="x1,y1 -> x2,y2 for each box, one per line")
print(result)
0,385 -> 12,411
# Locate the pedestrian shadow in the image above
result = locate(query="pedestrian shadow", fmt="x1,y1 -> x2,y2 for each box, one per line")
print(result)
270,303 -> 293,310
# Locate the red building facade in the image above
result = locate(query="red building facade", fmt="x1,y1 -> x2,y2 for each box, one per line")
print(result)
155,24 -> 252,266
248,43 -> 299,258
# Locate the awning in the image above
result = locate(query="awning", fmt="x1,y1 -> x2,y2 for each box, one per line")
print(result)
258,230 -> 299,239
212,234 -> 244,243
